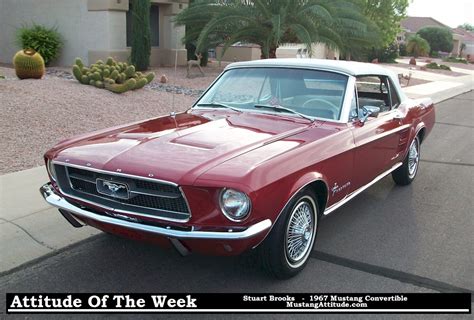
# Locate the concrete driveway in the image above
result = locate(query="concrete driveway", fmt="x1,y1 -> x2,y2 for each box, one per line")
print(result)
0,92 -> 472,319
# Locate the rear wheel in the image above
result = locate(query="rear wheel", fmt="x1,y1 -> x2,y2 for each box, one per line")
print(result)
259,189 -> 319,279
392,136 -> 420,185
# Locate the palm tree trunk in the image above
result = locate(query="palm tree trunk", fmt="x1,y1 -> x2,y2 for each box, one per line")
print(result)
269,46 -> 278,58
260,45 -> 278,59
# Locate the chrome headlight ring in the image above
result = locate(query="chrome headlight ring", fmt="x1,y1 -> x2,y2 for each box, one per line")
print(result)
219,188 -> 251,222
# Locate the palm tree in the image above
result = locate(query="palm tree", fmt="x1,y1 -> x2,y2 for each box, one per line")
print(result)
406,34 -> 430,58
459,42 -> 466,58
175,0 -> 374,59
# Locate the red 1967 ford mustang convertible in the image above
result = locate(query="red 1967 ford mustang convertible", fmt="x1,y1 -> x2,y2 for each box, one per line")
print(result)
40,59 -> 435,278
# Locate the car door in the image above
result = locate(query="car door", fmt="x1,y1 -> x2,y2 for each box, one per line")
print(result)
349,75 -> 408,190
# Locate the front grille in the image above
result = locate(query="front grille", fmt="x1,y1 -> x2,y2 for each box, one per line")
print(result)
54,164 -> 191,222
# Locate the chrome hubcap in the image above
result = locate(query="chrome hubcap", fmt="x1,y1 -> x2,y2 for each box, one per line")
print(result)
408,139 -> 419,178
285,200 -> 315,266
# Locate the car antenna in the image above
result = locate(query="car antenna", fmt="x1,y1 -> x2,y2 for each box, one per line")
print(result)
171,31 -> 179,118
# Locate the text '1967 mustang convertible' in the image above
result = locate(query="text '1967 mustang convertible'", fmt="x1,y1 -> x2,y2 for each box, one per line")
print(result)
40,59 -> 435,278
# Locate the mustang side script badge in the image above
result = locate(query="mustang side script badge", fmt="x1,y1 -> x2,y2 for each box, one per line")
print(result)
331,181 -> 351,196
96,179 -> 130,199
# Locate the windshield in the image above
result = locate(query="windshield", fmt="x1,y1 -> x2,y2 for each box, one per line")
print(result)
194,67 -> 349,120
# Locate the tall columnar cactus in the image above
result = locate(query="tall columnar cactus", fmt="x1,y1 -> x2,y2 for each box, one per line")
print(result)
13,49 -> 45,79
71,57 -> 155,94
130,0 -> 151,71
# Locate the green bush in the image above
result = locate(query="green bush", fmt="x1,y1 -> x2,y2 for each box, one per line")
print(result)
399,43 -> 407,56
417,27 -> 453,56
425,62 -> 451,71
444,57 -> 468,64
130,0 -> 151,71
425,62 -> 439,69
368,43 -> 399,63
16,24 -> 62,65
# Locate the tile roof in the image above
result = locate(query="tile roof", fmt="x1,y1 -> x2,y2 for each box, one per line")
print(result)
401,17 -> 450,33
452,28 -> 474,41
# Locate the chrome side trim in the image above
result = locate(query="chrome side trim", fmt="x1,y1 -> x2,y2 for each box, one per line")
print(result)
324,162 -> 403,215
40,183 -> 271,240
53,161 -> 179,187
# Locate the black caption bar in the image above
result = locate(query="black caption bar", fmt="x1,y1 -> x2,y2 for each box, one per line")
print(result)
6,293 -> 471,314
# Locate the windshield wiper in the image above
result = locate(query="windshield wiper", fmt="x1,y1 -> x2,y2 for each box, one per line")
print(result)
196,102 -> 242,113
254,104 -> 314,122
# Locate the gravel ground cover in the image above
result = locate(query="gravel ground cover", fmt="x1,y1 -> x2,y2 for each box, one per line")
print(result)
0,66 -> 205,174
0,59 -> 435,174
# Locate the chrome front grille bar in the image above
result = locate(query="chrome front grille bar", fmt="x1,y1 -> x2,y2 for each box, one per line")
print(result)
52,161 -> 192,223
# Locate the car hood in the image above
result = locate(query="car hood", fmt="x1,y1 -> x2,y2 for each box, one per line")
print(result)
50,110 -> 318,185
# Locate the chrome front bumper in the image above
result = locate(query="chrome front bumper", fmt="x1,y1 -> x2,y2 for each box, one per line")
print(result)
40,183 -> 271,240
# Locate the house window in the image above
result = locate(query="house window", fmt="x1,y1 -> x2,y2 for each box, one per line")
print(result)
126,3 -> 159,47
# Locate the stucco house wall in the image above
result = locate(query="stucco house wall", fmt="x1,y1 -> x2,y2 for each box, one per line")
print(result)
0,0 -> 188,67
215,43 -> 339,62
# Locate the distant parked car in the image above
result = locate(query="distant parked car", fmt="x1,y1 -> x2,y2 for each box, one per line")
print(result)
40,59 -> 435,278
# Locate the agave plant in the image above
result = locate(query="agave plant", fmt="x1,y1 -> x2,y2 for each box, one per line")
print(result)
176,0 -> 374,59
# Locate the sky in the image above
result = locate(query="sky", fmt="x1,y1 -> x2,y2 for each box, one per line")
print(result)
407,0 -> 473,28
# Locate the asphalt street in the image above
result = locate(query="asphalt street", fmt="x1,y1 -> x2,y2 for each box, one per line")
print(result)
1,91 -> 473,319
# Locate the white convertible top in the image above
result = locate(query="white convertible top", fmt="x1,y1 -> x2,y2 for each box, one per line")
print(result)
226,58 -> 407,102
226,58 -> 396,77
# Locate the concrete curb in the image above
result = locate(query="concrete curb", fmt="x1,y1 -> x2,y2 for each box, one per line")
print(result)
1,86 -> 473,276
0,166 -> 100,274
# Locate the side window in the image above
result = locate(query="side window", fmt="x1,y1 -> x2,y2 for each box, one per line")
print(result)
356,76 -> 391,113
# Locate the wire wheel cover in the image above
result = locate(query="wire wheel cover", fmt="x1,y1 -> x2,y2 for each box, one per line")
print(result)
408,139 -> 419,177
285,200 -> 314,264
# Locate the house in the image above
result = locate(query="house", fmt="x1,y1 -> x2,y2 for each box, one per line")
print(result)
215,43 -> 339,62
397,16 -> 464,57
452,28 -> 474,60
0,0 -> 189,67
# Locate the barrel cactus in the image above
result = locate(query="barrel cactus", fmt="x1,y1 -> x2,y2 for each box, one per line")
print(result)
13,49 -> 45,79
71,56 -> 154,94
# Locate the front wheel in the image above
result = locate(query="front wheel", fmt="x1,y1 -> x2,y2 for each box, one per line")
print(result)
392,136 -> 420,185
259,189 -> 319,279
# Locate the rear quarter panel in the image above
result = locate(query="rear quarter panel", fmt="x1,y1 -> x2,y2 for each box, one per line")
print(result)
399,97 -> 435,158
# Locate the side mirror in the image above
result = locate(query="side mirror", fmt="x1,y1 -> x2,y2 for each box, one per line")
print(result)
359,106 -> 380,123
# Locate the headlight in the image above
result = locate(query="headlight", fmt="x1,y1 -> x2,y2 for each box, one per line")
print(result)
47,159 -> 57,181
219,188 -> 251,221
